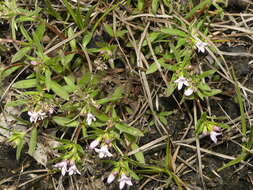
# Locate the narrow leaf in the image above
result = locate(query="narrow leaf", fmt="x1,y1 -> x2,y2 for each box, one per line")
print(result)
104,23 -> 114,37
11,47 -> 31,63
115,123 -> 144,137
131,143 -> 145,164
82,31 -> 92,48
48,80 -> 69,100
161,28 -> 187,37
13,79 -> 37,89
146,63 -> 158,74
28,127 -> 37,155
152,0 -> 159,14
53,116 -> 79,127
64,76 -> 78,92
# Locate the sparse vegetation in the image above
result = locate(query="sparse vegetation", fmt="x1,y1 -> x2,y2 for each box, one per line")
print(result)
0,0 -> 253,189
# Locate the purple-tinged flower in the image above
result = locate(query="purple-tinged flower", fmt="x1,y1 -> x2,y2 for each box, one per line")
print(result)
107,172 -> 118,184
210,131 -> 222,143
95,145 -> 113,158
195,38 -> 208,53
210,126 -> 222,143
118,174 -> 133,189
53,160 -> 68,176
89,139 -> 100,150
31,61 -> 39,65
68,163 -> 81,176
86,113 -> 96,126
174,77 -> 190,91
213,126 -> 221,132
184,87 -> 194,96
105,139 -> 112,145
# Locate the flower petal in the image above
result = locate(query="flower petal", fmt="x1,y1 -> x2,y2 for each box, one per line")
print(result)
119,181 -> 125,190
107,173 -> 116,184
126,179 -> 133,186
177,81 -> 184,90
210,131 -> 221,143
89,139 -> 100,149
184,88 -> 193,96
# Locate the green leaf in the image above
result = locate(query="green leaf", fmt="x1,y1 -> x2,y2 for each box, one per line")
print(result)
146,63 -> 158,74
203,89 -> 221,97
199,70 -> 216,79
9,132 -> 26,160
28,127 -> 37,155
176,38 -> 187,49
62,54 -> 74,69
32,30 -> 43,53
1,65 -> 22,80
6,100 -> 26,107
93,112 -> 109,122
96,86 -> 123,104
233,69 -> 246,136
137,0 -> 144,11
195,112 -> 207,134
218,152 -> 247,172
16,16 -> 36,22
185,0 -> 212,19
196,90 -> 205,100
198,83 -> 211,91
20,25 -> 32,43
161,28 -> 187,37
11,47 -> 32,63
13,79 -> 37,89
53,116 -> 79,127
104,23 -> 114,37
166,82 -> 177,97
16,137 -> 24,160
116,30 -> 127,39
64,76 -> 78,92
68,27 -> 77,50
48,80 -> 69,100
131,143 -> 145,164
163,0 -> 171,7
45,69 -> 51,90
63,0 -> 84,29
159,111 -> 175,116
142,32 -> 160,46
82,31 -> 92,48
115,123 -> 144,137
35,22 -> 46,41
44,0 -> 62,20
165,141 -> 173,170
159,115 -> 168,125
152,0 -> 159,14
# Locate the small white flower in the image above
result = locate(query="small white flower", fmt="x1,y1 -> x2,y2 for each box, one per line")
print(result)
68,163 -> 81,176
118,174 -> 133,189
95,145 -> 113,158
28,111 -> 39,123
210,126 -> 222,143
86,113 -> 96,126
107,172 -> 117,184
28,110 -> 46,123
195,38 -> 208,53
89,139 -> 100,149
184,87 -> 194,96
210,131 -> 222,144
53,160 -> 68,176
174,77 -> 189,91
